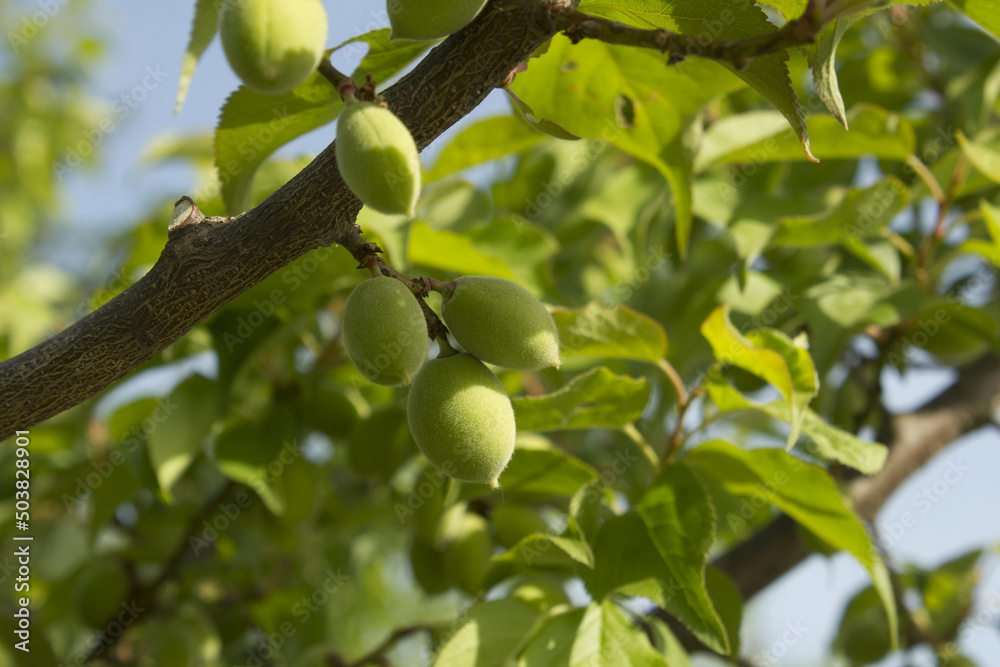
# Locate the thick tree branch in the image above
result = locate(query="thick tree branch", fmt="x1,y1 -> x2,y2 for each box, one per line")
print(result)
0,0 -> 562,441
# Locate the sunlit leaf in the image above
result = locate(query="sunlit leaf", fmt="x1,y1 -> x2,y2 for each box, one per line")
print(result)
553,302 -> 667,362
701,305 -> 818,447
512,367 -> 650,431
687,440 -> 897,648
638,464 -> 731,654
175,0 -> 219,114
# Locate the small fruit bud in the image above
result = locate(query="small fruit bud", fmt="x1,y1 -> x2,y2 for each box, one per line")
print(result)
219,0 -> 328,95
336,102 -> 421,216
407,353 -> 516,486
387,0 -> 488,41
440,276 -> 561,371
342,276 -> 429,386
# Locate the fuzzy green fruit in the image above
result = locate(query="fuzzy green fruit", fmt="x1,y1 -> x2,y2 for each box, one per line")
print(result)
441,276 -> 561,371
219,0 -> 328,95
407,353 -> 516,486
387,0 -> 488,40
336,102 -> 421,216
342,276 -> 429,386
443,513 -> 493,595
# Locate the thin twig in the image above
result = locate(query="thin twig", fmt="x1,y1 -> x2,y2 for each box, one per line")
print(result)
551,6 -> 824,68
84,481 -> 238,663
656,358 -> 691,466
319,57 -> 356,100
906,154 -> 945,203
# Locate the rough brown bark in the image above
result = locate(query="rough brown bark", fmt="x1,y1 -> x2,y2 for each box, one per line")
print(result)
0,0 -> 562,441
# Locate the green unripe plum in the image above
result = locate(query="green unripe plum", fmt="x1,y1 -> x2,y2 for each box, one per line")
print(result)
407,353 -> 516,486
442,513 -> 493,595
74,562 -> 129,627
387,0 -> 489,41
336,102 -> 421,216
342,276 -> 429,386
509,575 -> 571,612
219,0 -> 328,95
440,276 -> 561,371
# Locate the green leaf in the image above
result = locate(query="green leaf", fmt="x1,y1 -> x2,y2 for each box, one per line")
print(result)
770,177 -> 910,247
510,34 -> 743,254
518,601 -> 667,667
696,104 -> 915,168
976,200 -> 1000,264
637,464 -> 730,654
645,618 -> 692,666
919,549 -> 983,640
577,0 -> 813,164
433,599 -> 543,667
408,220 -> 517,279
701,305 -> 818,447
803,18 -> 860,128
553,302 -> 668,362
504,86 -> 583,141
175,0 -> 219,114
493,533 -> 586,571
687,440 -> 898,648
465,216 -> 560,292
958,130 -> 1000,183
908,297 -> 1000,365
512,367 -> 650,431
147,374 -> 218,500
947,0 -> 1000,41
462,445 -> 599,500
213,408 -> 298,515
215,30 -> 430,213
705,566 -> 743,657
833,586 -> 892,663
518,607 -> 587,667
705,375 -> 888,474
582,511 -> 726,655
428,115 -> 548,182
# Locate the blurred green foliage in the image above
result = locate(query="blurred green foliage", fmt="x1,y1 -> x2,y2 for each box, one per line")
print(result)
1,0 -> 1000,665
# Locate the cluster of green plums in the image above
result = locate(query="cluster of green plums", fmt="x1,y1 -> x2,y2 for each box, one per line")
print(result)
342,275 -> 561,487
217,0 -> 490,216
